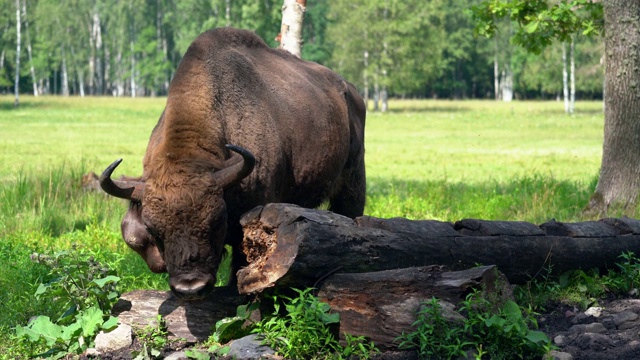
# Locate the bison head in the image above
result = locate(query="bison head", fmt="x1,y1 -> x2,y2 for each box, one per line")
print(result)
100,145 -> 255,300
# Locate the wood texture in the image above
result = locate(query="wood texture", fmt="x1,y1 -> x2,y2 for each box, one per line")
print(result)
237,203 -> 640,293
317,265 -> 511,348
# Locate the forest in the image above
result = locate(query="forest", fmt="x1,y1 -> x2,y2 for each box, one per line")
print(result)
1,0 -> 604,101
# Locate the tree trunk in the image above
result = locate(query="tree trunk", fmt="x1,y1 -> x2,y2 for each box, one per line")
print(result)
317,265 -> 511,349
563,42 -> 569,113
587,1 -> 640,213
22,0 -> 36,96
494,37 -> 499,100
130,40 -> 136,98
279,0 -> 306,58
14,0 -> 21,107
61,45 -> 69,96
363,49 -> 369,110
236,203 -> 640,293
501,68 -> 513,102
570,36 -> 575,114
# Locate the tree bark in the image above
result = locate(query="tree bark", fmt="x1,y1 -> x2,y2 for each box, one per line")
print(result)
279,0 -> 307,58
22,0 -> 36,96
236,204 -> 640,294
587,1 -> 640,213
14,0 -> 21,107
563,42 -> 569,113
317,265 -> 512,349
61,45 -> 69,96
570,36 -> 575,114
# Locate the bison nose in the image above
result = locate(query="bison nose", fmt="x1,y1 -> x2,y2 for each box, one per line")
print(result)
169,274 -> 215,300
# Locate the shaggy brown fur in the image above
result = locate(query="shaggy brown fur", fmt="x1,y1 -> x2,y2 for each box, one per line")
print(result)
104,28 -> 366,299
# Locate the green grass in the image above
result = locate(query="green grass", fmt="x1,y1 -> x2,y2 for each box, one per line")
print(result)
0,95 -> 617,356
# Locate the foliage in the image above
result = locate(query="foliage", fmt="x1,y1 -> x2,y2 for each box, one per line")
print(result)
471,0 -> 604,54
398,293 -> 552,359
0,0 -> 605,100
14,246 -> 121,358
255,288 -> 378,359
132,315 -> 169,360
516,252 -> 640,310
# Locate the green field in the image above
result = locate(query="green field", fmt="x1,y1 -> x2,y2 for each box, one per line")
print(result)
0,95 -> 613,356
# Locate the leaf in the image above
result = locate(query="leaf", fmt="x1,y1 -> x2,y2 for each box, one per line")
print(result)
526,330 -> 550,344
35,283 -> 49,297
524,21 -> 539,34
185,348 -> 211,360
79,306 -> 105,337
93,275 -> 121,288
102,316 -> 120,331
22,316 -> 64,346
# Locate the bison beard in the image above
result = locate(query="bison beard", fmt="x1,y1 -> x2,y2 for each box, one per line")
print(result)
100,28 -> 366,300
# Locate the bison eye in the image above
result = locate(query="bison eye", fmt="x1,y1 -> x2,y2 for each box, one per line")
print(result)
146,225 -> 164,250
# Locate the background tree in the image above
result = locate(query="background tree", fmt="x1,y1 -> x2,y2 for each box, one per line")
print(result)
471,0 -> 640,214
0,0 -> 604,103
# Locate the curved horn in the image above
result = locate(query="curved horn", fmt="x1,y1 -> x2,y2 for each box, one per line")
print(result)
213,144 -> 256,188
100,159 -> 144,201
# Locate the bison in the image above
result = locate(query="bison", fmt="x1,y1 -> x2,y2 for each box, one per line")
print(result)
100,28 -> 366,300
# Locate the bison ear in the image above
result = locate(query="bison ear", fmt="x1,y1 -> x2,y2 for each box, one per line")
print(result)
212,145 -> 256,188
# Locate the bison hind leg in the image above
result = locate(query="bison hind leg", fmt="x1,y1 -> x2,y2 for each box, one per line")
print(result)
328,166 -> 366,219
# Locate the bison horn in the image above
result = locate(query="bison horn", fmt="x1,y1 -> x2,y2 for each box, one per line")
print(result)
214,144 -> 256,188
100,159 -> 144,201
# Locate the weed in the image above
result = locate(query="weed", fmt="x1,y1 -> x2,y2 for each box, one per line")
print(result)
133,315 -> 169,359
396,297 -> 470,359
397,291 -> 552,360
254,288 -> 378,359
14,245 -> 121,358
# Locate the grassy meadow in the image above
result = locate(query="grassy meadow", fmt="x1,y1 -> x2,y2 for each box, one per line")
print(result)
0,95 -> 616,355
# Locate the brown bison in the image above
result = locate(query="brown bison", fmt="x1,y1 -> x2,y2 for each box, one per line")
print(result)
100,28 -> 366,300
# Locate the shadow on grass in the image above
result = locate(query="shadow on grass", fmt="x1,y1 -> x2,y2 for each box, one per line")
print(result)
382,105 -> 472,114
0,99 -> 51,111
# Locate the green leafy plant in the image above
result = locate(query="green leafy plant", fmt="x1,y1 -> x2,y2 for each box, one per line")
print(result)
15,245 -> 121,358
133,315 -> 169,360
397,297 -> 470,359
254,288 -> 377,359
398,292 -> 552,360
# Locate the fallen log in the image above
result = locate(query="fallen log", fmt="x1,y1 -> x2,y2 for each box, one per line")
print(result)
237,203 -> 640,293
317,265 -> 512,349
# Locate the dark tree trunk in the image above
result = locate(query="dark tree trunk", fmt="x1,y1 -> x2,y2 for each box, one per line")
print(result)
237,204 -> 640,293
317,265 -> 511,349
587,1 -> 640,213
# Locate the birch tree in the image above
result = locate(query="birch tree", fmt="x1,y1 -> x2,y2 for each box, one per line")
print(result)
14,0 -> 20,107
279,0 -> 307,57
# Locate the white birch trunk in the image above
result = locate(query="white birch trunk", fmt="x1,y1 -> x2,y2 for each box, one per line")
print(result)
130,40 -> 136,98
225,0 -> 231,26
14,0 -> 21,107
563,42 -> 569,113
93,11 -> 103,94
61,46 -> 69,96
279,0 -> 306,58
570,37 -> 575,114
22,1 -> 36,96
501,69 -> 513,102
363,49 -> 369,110
494,38 -> 499,100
